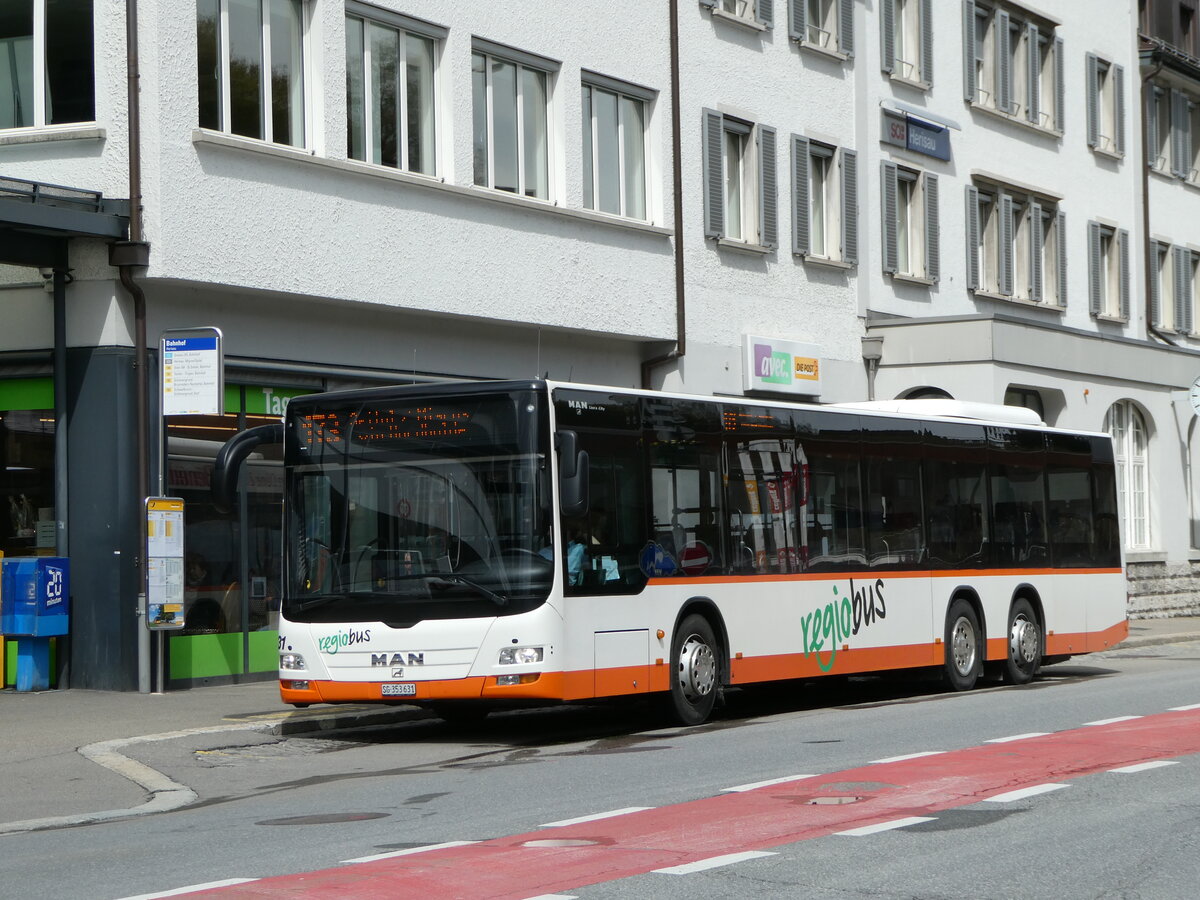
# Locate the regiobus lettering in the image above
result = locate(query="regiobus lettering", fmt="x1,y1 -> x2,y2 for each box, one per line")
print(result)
211,380 -> 1129,725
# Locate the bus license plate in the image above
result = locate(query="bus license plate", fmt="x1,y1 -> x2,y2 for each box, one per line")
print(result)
381,683 -> 417,697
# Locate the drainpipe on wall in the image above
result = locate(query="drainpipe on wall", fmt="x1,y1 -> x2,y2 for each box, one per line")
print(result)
110,0 -> 153,693
641,0 -> 686,389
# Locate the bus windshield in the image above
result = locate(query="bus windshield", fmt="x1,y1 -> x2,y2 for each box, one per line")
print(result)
284,389 -> 552,623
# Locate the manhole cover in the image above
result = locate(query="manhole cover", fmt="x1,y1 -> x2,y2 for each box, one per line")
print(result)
522,839 -> 600,848
807,795 -> 863,805
257,812 -> 390,826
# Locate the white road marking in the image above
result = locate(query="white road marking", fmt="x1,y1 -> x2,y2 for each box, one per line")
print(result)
1169,703 -> 1200,711
342,841 -> 480,864
869,750 -> 946,764
835,816 -> 936,836
540,807 -> 653,827
982,783 -> 1069,803
117,880 -> 258,899
653,851 -> 777,874
985,732 -> 1051,743
521,895 -> 578,899
721,774 -> 817,792
1082,716 -> 1142,726
1108,760 -> 1179,774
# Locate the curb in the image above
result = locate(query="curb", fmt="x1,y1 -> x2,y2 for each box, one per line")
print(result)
1115,631 -> 1200,650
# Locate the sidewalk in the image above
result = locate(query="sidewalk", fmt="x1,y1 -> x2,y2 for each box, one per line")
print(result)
1,616 -> 1198,836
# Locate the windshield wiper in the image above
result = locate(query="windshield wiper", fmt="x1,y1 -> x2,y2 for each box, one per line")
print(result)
429,574 -> 509,608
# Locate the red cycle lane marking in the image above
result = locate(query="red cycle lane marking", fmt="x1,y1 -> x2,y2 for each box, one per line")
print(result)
196,708 -> 1200,900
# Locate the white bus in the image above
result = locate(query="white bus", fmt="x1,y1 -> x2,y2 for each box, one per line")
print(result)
213,380 -> 1127,725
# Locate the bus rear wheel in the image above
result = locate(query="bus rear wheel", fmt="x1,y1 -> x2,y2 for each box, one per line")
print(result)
1004,599 -> 1042,685
667,614 -> 720,725
944,599 -> 981,691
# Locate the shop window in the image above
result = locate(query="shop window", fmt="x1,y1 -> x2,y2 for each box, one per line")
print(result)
0,407 -> 56,558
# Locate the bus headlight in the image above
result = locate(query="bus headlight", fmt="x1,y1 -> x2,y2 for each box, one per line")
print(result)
280,652 -> 307,670
498,646 -> 543,665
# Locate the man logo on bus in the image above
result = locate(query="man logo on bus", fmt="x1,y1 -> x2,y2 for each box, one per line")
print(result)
754,343 -> 792,385
371,653 -> 425,666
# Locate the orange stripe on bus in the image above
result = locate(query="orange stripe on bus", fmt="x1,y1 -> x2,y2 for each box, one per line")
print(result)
649,567 -> 1123,587
279,619 -> 1128,707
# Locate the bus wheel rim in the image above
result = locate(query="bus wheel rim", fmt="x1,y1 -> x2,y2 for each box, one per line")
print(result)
679,634 -> 716,702
951,616 -> 977,675
1010,615 -> 1038,665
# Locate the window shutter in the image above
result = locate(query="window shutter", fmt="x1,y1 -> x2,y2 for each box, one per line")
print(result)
965,185 -> 980,290
1172,91 -> 1187,177
996,10 -> 1011,113
1145,85 -> 1158,165
920,0 -> 933,86
1057,209 -> 1068,306
881,162 -> 899,274
1088,220 -> 1102,314
1149,241 -> 1163,327
1030,202 -> 1044,302
702,109 -> 725,239
1118,228 -> 1131,319
1186,252 -> 1198,333
962,1 -> 977,102
1184,100 -> 1194,179
999,194 -> 1014,295
881,0 -> 895,74
838,0 -> 854,56
1114,64 -> 1126,155
841,148 -> 858,265
1174,245 -> 1188,330
788,0 -> 806,41
1026,24 -> 1040,125
759,124 -> 778,249
792,135 -> 810,256
757,0 -> 774,29
1086,54 -> 1100,148
924,172 -> 940,282
1054,37 -> 1064,132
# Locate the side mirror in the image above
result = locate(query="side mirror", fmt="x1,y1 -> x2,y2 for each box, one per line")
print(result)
556,430 -> 589,517
212,423 -> 284,514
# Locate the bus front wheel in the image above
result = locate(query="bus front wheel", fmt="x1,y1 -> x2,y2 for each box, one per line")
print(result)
1004,599 -> 1042,685
944,599 -> 981,691
667,614 -> 720,726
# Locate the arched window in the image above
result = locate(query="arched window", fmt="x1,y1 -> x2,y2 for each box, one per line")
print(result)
1105,401 -> 1149,550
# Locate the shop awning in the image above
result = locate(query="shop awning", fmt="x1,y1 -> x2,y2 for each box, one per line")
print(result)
0,176 -> 129,267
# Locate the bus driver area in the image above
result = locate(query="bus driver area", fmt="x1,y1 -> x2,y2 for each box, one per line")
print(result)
213,380 -> 1127,725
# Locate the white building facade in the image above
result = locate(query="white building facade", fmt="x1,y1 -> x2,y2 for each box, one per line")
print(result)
0,0 -> 1196,690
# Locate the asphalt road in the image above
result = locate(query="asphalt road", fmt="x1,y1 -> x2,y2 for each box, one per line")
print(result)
5,639 -> 1199,900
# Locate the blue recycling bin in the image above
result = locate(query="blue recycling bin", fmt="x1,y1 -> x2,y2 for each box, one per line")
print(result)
0,558 -> 69,691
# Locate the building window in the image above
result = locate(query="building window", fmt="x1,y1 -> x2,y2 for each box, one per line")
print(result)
1086,53 -> 1125,157
197,0 -> 306,147
583,75 -> 653,220
1146,84 -> 1171,172
703,108 -> 778,248
1088,221 -> 1130,320
1003,386 -> 1044,420
345,8 -> 442,176
881,161 -> 938,281
472,43 -> 554,200
792,136 -> 857,263
0,0 -> 94,129
1158,244 -> 1197,333
966,181 -> 1063,304
882,0 -> 931,86
1106,400 -> 1149,550
702,0 -> 775,29
963,2 -> 1062,132
788,0 -> 854,56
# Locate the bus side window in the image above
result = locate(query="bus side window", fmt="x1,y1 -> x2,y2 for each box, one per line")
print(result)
566,433 -> 648,593
802,447 -> 866,571
725,439 -> 801,575
649,439 -> 722,577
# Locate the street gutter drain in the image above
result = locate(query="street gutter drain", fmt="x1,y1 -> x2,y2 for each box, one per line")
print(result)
257,812 -> 391,825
